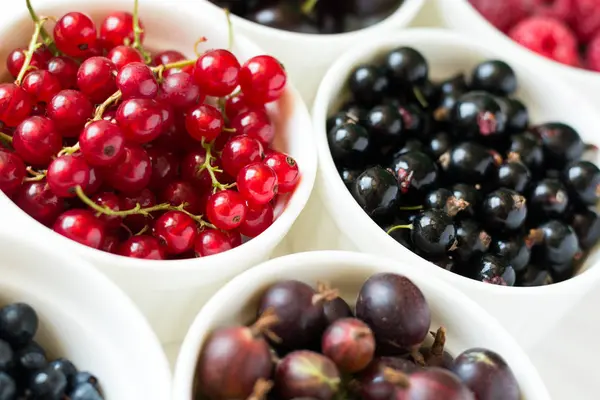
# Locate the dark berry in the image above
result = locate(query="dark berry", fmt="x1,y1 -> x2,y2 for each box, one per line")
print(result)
0,373 -> 15,400
440,142 -> 500,184
0,303 -> 38,347
16,341 -> 47,372
451,92 -> 506,140
547,262 -> 576,282
398,103 -> 429,137
385,47 -> 428,85
518,265 -> 553,287
323,297 -> 353,326
470,60 -> 517,96
454,220 -> 492,263
29,366 -> 68,399
564,160 -> 600,205
49,358 -> 78,387
70,383 -> 103,400
571,207 -> 600,250
394,139 -> 424,158
481,188 -> 527,231
528,178 -> 569,219
508,132 -> 544,173
490,236 -> 531,275
352,166 -> 400,222
452,183 -> 481,218
365,104 -> 404,147
321,318 -> 375,373
328,122 -> 371,166
348,65 -> 389,107
72,372 -> 99,390
496,157 -> 531,192
391,151 -> 438,200
438,73 -> 468,95
532,122 -> 585,168
0,340 -> 13,372
411,209 -> 457,257
327,110 -> 361,133
428,132 -> 453,160
339,167 -> 362,189
275,351 -> 341,399
534,220 -> 582,265
471,254 -> 516,286
497,97 -> 529,133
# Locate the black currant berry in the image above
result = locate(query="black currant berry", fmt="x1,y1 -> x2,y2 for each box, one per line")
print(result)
451,91 -> 506,140
490,235 -> 531,275
532,220 -> 582,266
570,206 -> 600,250
366,104 -> 404,147
481,188 -> 527,231
508,132 -> 544,174
328,122 -> 371,166
496,156 -> 531,192
547,261 -> 576,282
398,103 -> 429,137
454,219 -> 492,263
497,97 -> 529,133
440,142 -> 501,184
411,209 -> 457,257
327,110 -> 362,132
563,160 -> 600,205
528,178 -> 569,220
532,122 -> 585,168
471,254 -> 516,286
384,47 -> 428,86
518,265 -> 553,287
391,151 -> 438,201
394,139 -> 424,157
452,183 -> 481,218
424,188 -> 470,216
349,65 -> 390,107
470,60 -> 517,96
438,73 -> 468,95
428,132 -> 453,160
338,167 -> 362,189
352,166 -> 400,222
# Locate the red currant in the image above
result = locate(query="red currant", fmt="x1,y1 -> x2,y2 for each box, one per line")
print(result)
180,147 -> 224,190
157,72 -> 202,109
146,145 -> 179,190
53,209 -> 106,249
53,12 -> 98,58
30,103 -> 47,117
0,83 -> 33,128
104,144 -> 151,193
224,93 -> 263,120
91,191 -> 121,229
206,189 -> 247,230
153,210 -> 197,254
185,104 -> 224,142
193,49 -> 240,97
0,149 -> 25,195
107,45 -> 144,71
239,55 -> 287,104
239,203 -> 274,237
230,109 -> 274,146
120,188 -> 156,231
194,228 -> 233,257
102,234 -> 120,254
116,98 -> 165,143
47,155 -> 91,198
15,181 -> 64,226
80,120 -> 126,167
99,11 -> 143,50
224,229 -> 242,247
264,152 -> 300,193
74,152 -> 103,194
119,235 -> 166,260
116,62 -> 158,100
21,70 -> 62,104
77,57 -> 118,103
221,135 -> 264,177
153,50 -> 194,77
161,181 -> 203,214
13,116 -> 62,165
6,48 -> 45,79
47,90 -> 94,137
237,163 -> 278,205
47,56 -> 79,89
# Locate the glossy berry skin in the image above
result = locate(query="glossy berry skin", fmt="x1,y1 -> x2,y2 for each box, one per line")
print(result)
221,135 -> 263,177
153,211 -> 197,255
470,60 -> 517,96
180,148 -> 224,191
328,122 -> 372,167
264,152 -> 299,193
116,62 -> 159,100
193,49 -> 241,97
240,55 -> 287,104
225,93 -> 259,120
490,236 -> 530,275
80,120 -> 125,167
0,83 -> 33,127
453,184 -> 482,218
454,220 -> 491,264
13,116 -> 62,166
355,273 -> 431,351
391,151 -> 438,200
321,318 -> 375,373
47,155 -> 90,198
230,109 -> 275,146
571,207 -> 600,250
116,98 -> 165,143
29,366 -> 68,399
564,161 -> 600,205
348,65 -> 389,107
158,72 -> 201,109
385,46 -> 428,85
496,158 -> 531,192
91,192 -> 121,228
206,190 -> 247,230
77,57 -> 118,103
161,181 -> 203,214
428,132 -> 453,160
6,48 -> 45,78
508,132 -> 544,173
74,153 -> 103,195
498,97 -> 529,133
0,302 -> 38,346
15,181 -> 64,226
107,45 -> 143,70
237,163 -> 278,205
104,145 -> 152,193
406,368 -> 475,400
185,104 -> 224,142
153,50 -> 193,76
53,209 -> 106,249
366,105 -> 404,148
528,178 -> 569,219
412,209 -> 457,256
451,91 -> 506,140
21,70 -> 62,104
441,142 -> 500,184
99,11 -> 141,50
146,146 -> 179,190
53,12 -> 98,58
47,90 -> 94,137
119,235 -> 166,260
358,357 -> 418,399
537,220 -> 581,266
47,56 -> 79,89
532,122 -> 584,168
481,188 -> 527,231
275,351 -> 341,400
0,150 -> 25,195
0,373 -> 15,398
238,203 -> 274,237
471,254 -> 516,286
452,348 -> 520,400
352,166 -> 400,222
120,189 -> 156,232
194,229 -> 234,257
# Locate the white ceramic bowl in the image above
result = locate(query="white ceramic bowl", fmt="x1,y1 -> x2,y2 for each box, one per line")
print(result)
312,28 -> 600,349
0,0 -> 317,346
173,250 -> 550,400
437,0 -> 600,105
200,0 -> 425,106
0,229 -> 171,399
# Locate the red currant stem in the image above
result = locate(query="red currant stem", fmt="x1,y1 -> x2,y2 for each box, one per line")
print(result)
246,379 -> 273,400
399,205 -> 423,211
0,131 -> 13,143
94,90 -> 123,121
75,185 -> 174,217
15,17 -> 48,86
386,224 -> 413,235
301,0 -> 320,14
135,225 -> 149,236
132,0 -> 152,64
23,167 -> 47,182
224,8 -> 234,51
200,140 -> 237,192
193,36 -> 208,57
25,0 -> 59,56
222,127 -> 236,133
121,223 -> 134,237
178,208 -> 217,229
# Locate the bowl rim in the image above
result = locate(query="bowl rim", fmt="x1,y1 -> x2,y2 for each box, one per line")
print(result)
312,27 -> 600,296
444,0 -> 600,80
0,0 -> 318,273
172,250 -> 551,400
0,229 -> 172,397
199,0 -> 425,41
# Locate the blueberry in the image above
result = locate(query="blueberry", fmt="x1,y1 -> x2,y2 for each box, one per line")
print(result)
0,303 -> 38,347
0,372 -> 15,400
470,60 -> 517,96
29,366 -> 68,400
70,382 -> 103,400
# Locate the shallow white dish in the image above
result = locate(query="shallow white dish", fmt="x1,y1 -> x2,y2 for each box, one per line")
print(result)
0,0 -> 317,346
312,27 -> 600,349
200,0 -> 425,106
173,250 -> 550,400
0,229 -> 171,399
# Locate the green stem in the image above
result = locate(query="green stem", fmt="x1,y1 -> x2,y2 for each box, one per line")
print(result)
301,0 -> 320,14
15,17 -> 48,85
399,205 -> 423,211
93,90 -> 122,121
23,167 -> 47,182
0,132 -> 13,143
413,86 -> 429,109
132,0 -> 152,64
200,141 -> 236,193
224,8 -> 234,51
386,224 -> 412,235
26,0 -> 59,55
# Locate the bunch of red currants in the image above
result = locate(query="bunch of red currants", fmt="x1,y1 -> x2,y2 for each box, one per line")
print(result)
0,1 -> 299,260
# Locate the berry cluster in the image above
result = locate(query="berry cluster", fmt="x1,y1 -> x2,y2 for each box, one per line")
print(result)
469,0 -> 600,71
328,46 -> 600,286
209,0 -> 403,34
196,272 -> 521,400
0,302 -> 103,399
0,1 -> 299,261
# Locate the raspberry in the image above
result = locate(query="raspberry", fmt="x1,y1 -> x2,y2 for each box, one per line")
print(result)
509,16 -> 580,66
469,0 -> 532,32
530,0 -> 575,22
586,31 -> 600,71
571,0 -> 600,43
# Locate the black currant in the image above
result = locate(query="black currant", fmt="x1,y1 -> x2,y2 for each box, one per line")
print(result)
384,47 -> 428,86
517,265 -> 553,287
470,60 -> 517,96
424,188 -> 470,216
366,104 -> 404,147
428,132 -> 453,160
394,139 -> 424,157
490,235 -> 531,275
451,91 -> 507,140
352,166 -> 400,222
497,97 -> 529,133
349,64 -> 390,107
570,206 -> 600,250
328,122 -> 371,166
532,220 -> 582,266
471,254 -> 516,286
563,160 -> 600,205
410,209 -> 457,257
327,110 -> 362,132
440,142 -> 501,184
452,183 -> 481,218
398,103 -> 429,137
454,219 -> 492,263
496,156 -> 532,192
528,178 -> 569,220
508,132 -> 544,174
532,122 -> 585,168
438,72 -> 468,95
481,188 -> 527,231
339,167 -> 363,189
391,151 -> 438,201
